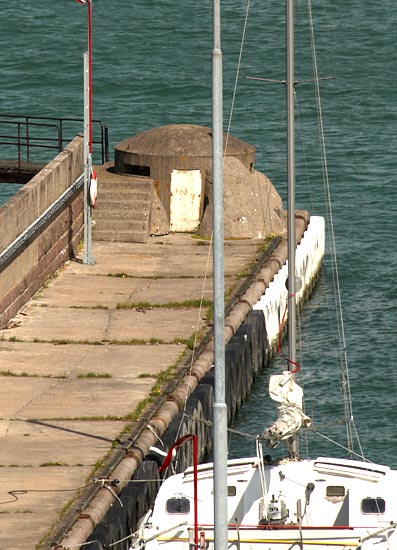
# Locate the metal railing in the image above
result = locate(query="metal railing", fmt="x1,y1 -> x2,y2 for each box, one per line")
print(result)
0,114 -> 109,168
0,173 -> 85,272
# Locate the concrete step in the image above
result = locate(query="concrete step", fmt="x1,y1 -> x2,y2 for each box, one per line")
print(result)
93,175 -> 154,243
95,198 -> 152,211
94,207 -> 150,221
93,218 -> 150,231
92,228 -> 150,243
98,189 -> 152,202
98,178 -> 153,192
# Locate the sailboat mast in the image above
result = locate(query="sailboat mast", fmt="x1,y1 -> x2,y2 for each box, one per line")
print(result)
286,0 -> 298,458
212,1 -> 228,550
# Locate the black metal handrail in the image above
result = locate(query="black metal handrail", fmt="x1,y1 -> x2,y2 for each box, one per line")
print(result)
0,114 -> 109,168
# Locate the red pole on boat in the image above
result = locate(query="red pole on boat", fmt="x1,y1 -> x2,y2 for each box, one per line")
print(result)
159,434 -> 199,548
193,434 -> 198,547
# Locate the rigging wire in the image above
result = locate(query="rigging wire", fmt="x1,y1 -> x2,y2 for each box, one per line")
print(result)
224,0 -> 279,241
169,237 -> 213,470
220,0 -> 258,452
224,0 -> 251,154
313,430 -> 369,462
223,0 -> 280,450
170,0 -> 253,460
306,0 -> 364,459
150,4 -> 252,466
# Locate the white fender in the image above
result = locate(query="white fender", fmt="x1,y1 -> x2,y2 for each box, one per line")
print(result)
89,169 -> 97,208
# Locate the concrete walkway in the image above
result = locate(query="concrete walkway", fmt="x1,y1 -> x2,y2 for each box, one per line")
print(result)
0,234 -> 263,549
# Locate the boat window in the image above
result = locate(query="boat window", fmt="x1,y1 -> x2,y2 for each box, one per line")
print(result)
228,486 -> 236,497
326,486 -> 345,497
166,497 -> 190,514
361,498 -> 386,514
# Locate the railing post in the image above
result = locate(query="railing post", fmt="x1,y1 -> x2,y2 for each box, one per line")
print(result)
17,123 -> 21,171
0,114 -> 108,166
103,124 -> 109,163
25,117 -> 30,163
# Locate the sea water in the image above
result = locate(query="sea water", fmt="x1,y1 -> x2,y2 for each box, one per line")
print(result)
0,1 -> 396,466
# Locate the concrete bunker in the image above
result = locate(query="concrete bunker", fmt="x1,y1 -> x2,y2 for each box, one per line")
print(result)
95,124 -> 286,241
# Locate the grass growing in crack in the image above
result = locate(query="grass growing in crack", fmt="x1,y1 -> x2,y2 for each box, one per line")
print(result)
107,273 -> 199,280
0,370 -> 67,379
149,338 -> 164,345
125,397 -> 153,421
112,335 -> 199,351
70,304 -> 109,310
237,261 -> 258,279
40,461 -> 67,467
258,233 -> 281,251
172,329 -> 206,350
28,338 -> 104,346
2,333 -> 205,350
191,234 -> 211,242
194,239 -> 211,246
148,359 -> 183,397
107,272 -> 130,278
237,234 -> 282,278
108,338 -> 165,345
206,302 -> 214,322
0,370 -> 38,378
77,372 -> 112,379
1,336 -> 20,342
59,497 -> 76,520
35,415 -> 126,422
116,299 -> 212,310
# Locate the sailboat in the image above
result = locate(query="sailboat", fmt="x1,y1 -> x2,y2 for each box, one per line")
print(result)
131,2 -> 397,550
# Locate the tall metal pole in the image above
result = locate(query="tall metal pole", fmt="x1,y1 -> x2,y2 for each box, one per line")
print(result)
286,0 -> 298,457
77,0 -> 95,265
83,52 -> 94,265
212,1 -> 228,550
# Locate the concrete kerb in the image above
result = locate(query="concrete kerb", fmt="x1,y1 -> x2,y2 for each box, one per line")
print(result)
57,218 -> 309,549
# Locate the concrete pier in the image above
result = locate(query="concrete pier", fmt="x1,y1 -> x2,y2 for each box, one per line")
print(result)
0,233 -> 273,549
0,127 -> 322,548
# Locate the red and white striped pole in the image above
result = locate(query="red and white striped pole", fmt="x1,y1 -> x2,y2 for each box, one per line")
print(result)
76,0 -> 95,264
76,0 -> 93,154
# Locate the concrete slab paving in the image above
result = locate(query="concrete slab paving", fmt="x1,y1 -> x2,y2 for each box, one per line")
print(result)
0,342 -> 183,378
4,305 -> 205,344
0,234 -> 264,548
0,466 -> 92,549
0,466 -> 93,512
33,274 -> 215,309
74,236 -> 260,278
0,420 -> 125,466
0,378 -> 59,419
0,514 -> 52,550
106,308 -> 205,342
2,307 -> 110,343
17,377 -> 157,420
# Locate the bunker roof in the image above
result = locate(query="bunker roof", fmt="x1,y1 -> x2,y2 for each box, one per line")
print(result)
115,124 -> 255,158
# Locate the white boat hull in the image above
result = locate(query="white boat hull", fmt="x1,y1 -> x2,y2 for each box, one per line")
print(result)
135,456 -> 397,550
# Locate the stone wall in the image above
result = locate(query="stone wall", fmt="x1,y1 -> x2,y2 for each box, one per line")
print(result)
0,136 -> 84,329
